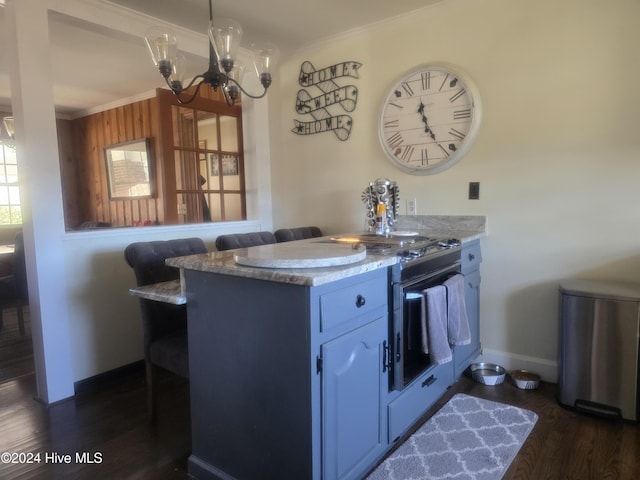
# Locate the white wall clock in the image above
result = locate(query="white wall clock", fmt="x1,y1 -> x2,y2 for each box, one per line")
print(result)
379,63 -> 481,175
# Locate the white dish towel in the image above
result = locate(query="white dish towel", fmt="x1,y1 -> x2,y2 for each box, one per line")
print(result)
444,274 -> 471,346
421,285 -> 452,365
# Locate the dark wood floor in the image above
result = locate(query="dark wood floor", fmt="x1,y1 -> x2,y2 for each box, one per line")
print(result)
0,307 -> 34,383
1,362 -> 638,480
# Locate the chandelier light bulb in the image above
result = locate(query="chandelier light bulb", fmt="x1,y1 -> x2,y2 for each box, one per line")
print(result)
251,42 -> 279,89
145,27 -> 178,77
208,18 -> 243,73
169,54 -> 187,92
225,62 -> 246,100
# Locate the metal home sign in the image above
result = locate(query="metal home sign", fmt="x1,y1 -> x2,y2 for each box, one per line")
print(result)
292,60 -> 362,141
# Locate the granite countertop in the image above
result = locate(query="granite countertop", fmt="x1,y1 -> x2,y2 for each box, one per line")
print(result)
166,244 -> 398,287
131,217 -> 486,301
129,279 -> 185,305
167,223 -> 485,287
129,215 -> 487,305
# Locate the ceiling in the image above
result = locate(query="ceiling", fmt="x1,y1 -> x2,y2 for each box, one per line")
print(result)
0,0 -> 445,117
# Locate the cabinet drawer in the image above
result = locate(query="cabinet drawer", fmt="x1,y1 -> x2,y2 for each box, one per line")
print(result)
320,276 -> 387,333
461,240 -> 482,273
388,362 -> 454,442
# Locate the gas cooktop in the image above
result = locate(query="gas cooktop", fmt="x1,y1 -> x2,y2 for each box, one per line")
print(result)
329,233 -> 461,262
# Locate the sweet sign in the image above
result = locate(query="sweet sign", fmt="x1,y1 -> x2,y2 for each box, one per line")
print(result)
292,60 -> 362,141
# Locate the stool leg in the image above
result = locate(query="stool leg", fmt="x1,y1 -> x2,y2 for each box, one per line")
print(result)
146,361 -> 157,423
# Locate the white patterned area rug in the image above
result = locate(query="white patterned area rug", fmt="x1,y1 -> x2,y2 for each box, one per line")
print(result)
366,393 -> 538,480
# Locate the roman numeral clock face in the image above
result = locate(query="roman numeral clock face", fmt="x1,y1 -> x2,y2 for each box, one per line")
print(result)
379,64 -> 481,175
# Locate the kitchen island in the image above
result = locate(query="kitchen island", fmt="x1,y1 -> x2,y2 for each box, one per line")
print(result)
167,230 -> 483,480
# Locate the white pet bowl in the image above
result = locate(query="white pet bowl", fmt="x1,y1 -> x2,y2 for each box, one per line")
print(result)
469,363 -> 506,386
510,370 -> 540,390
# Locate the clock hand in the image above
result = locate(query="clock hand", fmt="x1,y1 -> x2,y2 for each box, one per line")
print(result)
417,100 -> 436,141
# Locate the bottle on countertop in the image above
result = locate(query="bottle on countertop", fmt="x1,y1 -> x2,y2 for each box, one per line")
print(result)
375,202 -> 388,236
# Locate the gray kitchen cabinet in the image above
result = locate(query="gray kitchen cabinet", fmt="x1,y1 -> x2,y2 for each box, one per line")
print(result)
183,266 -> 389,480
454,239 -> 482,379
322,315 -> 388,480
388,360 -> 454,442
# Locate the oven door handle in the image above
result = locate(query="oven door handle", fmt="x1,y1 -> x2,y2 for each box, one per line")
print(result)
383,341 -> 392,373
400,262 -> 461,290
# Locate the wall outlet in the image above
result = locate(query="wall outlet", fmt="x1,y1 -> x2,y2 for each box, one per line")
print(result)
177,204 -> 187,215
407,198 -> 417,215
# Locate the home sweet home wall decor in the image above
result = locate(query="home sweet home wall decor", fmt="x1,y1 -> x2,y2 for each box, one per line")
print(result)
292,60 -> 362,141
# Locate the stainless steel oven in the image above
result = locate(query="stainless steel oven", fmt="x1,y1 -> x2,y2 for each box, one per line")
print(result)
390,249 -> 461,390
328,233 -> 463,391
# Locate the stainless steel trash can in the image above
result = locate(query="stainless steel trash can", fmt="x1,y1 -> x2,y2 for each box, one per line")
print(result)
558,280 -> 640,421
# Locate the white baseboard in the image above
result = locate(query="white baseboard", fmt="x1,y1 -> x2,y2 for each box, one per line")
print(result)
478,348 -> 558,383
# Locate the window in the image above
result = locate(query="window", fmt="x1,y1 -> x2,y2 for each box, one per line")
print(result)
0,144 -> 22,225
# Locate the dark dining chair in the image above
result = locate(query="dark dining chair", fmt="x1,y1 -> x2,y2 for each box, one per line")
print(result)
215,231 -> 276,251
0,232 -> 28,336
124,237 -> 207,422
274,226 -> 323,243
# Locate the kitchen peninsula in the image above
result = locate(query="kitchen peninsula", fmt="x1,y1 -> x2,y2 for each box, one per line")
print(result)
167,222 -> 484,480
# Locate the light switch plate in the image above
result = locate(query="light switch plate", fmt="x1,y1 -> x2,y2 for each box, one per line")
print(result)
469,182 -> 480,200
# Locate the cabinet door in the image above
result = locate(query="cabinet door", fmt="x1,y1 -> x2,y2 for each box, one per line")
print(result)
454,268 -> 481,378
322,316 -> 388,480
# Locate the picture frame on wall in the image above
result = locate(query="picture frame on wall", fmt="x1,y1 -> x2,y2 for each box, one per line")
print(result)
210,154 -> 239,176
104,138 -> 154,200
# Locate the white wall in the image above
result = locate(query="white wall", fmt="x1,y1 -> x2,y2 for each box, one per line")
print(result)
269,0 -> 640,380
62,222 -> 268,381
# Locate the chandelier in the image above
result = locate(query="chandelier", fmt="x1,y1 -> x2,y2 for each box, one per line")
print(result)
144,0 -> 278,106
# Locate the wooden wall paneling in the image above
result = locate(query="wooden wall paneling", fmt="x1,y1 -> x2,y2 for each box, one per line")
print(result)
123,103 -> 134,141
121,107 -> 129,226
129,107 -> 142,225
77,119 -> 91,225
107,107 -> 117,225
78,116 -> 91,224
146,97 -> 161,224
65,96 -> 159,228
139,101 -> 158,225
158,89 -> 178,223
107,108 -> 118,225
92,114 -> 106,223
56,119 -> 79,228
105,111 -> 116,224
132,101 -> 143,139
